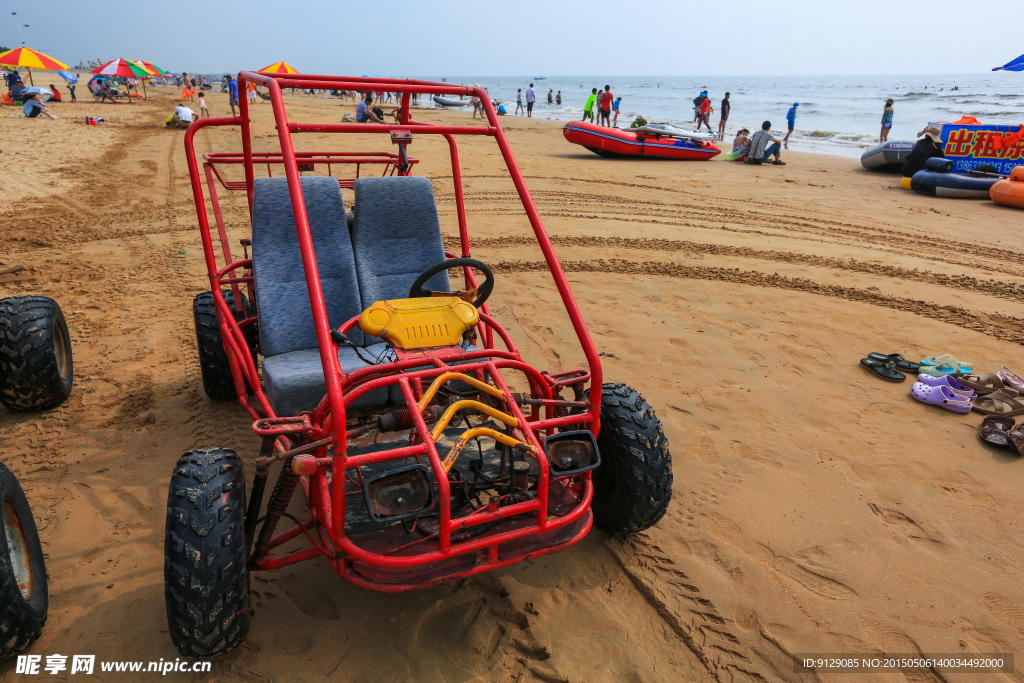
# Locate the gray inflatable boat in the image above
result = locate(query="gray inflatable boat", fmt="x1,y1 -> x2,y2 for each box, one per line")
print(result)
861,140 -> 915,169
433,95 -> 470,107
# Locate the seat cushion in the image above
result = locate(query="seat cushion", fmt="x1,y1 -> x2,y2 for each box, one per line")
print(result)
262,343 -> 395,416
351,176 -> 451,312
252,176 -> 365,355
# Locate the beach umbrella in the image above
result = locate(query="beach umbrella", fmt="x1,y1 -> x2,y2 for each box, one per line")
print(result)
23,86 -> 53,100
138,60 -> 169,76
91,59 -> 149,102
258,61 -> 298,74
993,53 -> 1024,72
58,70 -> 78,84
0,47 -> 70,85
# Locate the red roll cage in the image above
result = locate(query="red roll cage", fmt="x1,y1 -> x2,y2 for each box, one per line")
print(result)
181,73 -> 605,588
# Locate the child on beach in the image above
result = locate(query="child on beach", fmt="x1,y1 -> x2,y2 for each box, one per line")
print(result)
880,99 -> 894,142
784,102 -> 798,148
197,92 -> 209,118
696,91 -> 712,132
583,88 -> 597,122
515,89 -> 523,116
612,95 -> 621,126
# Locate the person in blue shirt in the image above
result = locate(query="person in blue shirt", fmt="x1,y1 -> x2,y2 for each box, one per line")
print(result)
612,96 -> 622,126
784,102 -> 798,149
5,70 -> 20,89
228,76 -> 239,117
880,98 -> 894,142
355,92 -> 382,123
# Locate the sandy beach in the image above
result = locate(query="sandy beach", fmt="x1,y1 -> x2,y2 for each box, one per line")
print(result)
2,84 -> 1024,682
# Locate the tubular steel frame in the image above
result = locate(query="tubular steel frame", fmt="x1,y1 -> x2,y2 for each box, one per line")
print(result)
182,72 -> 605,590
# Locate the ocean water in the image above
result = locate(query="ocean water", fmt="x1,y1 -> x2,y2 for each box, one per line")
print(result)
431,74 -> 1024,157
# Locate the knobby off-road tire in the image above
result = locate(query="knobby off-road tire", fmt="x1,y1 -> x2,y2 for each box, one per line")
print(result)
193,291 -> 257,401
0,462 -> 48,660
164,448 -> 249,657
590,383 -> 673,534
0,296 -> 74,411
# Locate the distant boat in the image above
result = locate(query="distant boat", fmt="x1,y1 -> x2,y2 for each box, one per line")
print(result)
534,77 -> 546,80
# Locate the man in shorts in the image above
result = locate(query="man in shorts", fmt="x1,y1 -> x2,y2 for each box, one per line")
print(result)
248,80 -> 257,106
598,85 -> 613,127
718,92 -> 730,140
228,76 -> 239,117
784,102 -> 798,148
525,83 -> 536,117
583,88 -> 597,122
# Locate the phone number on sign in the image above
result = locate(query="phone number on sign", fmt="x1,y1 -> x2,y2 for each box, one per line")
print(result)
797,656 -> 1012,673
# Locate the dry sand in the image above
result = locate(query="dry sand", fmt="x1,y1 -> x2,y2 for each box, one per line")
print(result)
2,84 -> 1024,682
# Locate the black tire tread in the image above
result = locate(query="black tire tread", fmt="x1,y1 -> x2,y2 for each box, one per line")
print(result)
193,291 -> 257,401
0,295 -> 73,411
591,383 -> 673,534
164,448 -> 249,657
0,462 -> 48,660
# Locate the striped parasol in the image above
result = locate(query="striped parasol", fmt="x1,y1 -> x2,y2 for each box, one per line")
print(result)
257,61 -> 299,74
138,60 -> 170,76
0,47 -> 70,85
131,60 -> 157,76
91,58 -> 149,78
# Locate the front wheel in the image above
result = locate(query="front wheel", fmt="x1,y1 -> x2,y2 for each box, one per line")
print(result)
164,448 -> 249,657
0,462 -> 48,660
589,383 -> 673,534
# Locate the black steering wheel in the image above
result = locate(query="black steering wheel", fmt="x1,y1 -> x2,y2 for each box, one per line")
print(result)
409,258 -> 494,308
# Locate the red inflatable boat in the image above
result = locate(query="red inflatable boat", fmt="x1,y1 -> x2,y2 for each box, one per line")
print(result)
562,121 -> 721,160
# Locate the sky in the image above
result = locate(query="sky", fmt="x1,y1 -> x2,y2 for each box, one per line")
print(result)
2,0 -> 1021,76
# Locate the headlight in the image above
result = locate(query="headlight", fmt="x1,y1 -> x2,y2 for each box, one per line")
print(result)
362,465 -> 434,522
543,430 -> 600,476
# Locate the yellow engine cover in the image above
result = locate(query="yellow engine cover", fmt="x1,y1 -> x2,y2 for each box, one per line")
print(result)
359,297 -> 480,349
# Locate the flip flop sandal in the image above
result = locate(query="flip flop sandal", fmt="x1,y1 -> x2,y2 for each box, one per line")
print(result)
956,373 -> 1019,396
1008,430 -> 1024,457
972,389 -> 1024,416
997,366 -> 1024,394
868,352 -> 921,373
915,373 -> 976,399
980,415 -> 1016,447
919,354 -> 972,374
910,382 -> 973,413
860,358 -> 905,382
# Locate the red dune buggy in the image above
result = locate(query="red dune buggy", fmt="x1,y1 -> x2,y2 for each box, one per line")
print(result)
168,73 -> 673,656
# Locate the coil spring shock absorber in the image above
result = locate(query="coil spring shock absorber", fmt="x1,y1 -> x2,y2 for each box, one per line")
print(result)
252,458 -> 300,560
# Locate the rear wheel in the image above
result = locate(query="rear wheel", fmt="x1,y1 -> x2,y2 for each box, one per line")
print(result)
0,296 -> 74,411
193,291 -> 257,400
589,383 -> 673,534
164,448 -> 249,657
0,462 -> 48,660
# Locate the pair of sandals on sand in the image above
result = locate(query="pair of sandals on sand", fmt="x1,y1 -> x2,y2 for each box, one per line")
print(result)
860,352 -> 970,382
911,364 -> 1024,415
980,416 -> 1024,455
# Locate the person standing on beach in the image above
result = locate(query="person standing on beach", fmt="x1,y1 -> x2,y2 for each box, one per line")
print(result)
526,83 -> 536,117
696,91 -> 712,132
718,92 -> 730,140
598,85 -> 613,127
515,89 -> 523,116
248,80 -> 257,106
68,76 -> 77,103
228,76 -> 239,117
880,98 -> 894,142
197,91 -> 209,118
784,102 -> 798,148
583,88 -> 597,122
612,95 -> 622,126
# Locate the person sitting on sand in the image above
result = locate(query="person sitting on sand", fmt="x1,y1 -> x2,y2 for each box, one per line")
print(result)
356,93 -> 383,123
901,125 -> 945,178
747,121 -> 785,165
24,94 -> 58,120
731,128 -> 751,157
9,78 -> 27,102
48,84 -> 62,102
170,102 -> 196,129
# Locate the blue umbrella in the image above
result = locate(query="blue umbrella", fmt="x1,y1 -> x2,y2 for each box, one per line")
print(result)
58,70 -> 78,84
993,53 -> 1024,72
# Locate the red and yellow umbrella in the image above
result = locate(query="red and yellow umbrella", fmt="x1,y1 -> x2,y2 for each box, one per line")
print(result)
257,61 -> 298,74
0,47 -> 70,85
